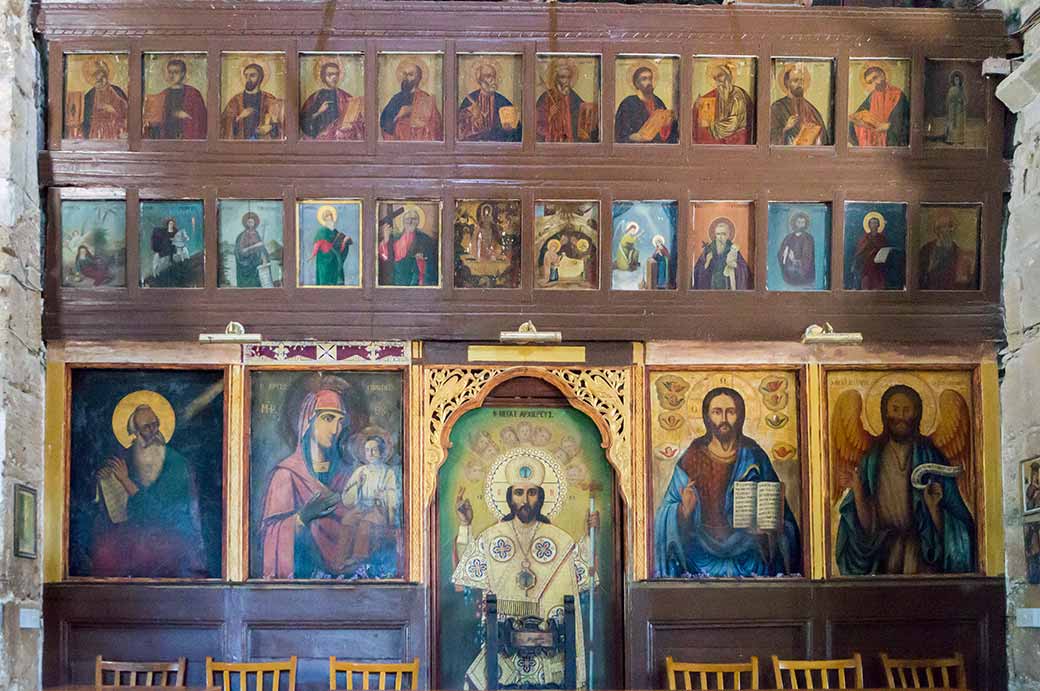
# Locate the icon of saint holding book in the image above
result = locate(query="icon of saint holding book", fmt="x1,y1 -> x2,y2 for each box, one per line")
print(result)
769,62 -> 830,146
92,390 -> 207,577
654,386 -> 801,577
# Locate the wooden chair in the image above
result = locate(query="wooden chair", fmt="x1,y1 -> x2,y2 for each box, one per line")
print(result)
771,654 -> 864,689
329,657 -> 420,690
665,655 -> 760,690
95,656 -> 186,686
205,656 -> 297,691
881,652 -> 968,689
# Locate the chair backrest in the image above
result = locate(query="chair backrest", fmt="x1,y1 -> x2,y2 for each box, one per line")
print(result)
771,654 -> 864,690
329,657 -> 420,690
881,652 -> 968,689
95,656 -> 187,687
205,656 -> 297,691
666,655 -> 760,690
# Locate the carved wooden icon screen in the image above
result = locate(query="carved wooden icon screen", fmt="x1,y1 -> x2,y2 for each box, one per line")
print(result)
38,1 -> 1009,343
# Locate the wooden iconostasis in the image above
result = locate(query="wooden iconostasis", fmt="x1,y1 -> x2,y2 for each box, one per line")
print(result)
36,2 -> 1012,689
38,1 -> 1009,345
45,339 -> 1005,583
41,340 -> 1005,689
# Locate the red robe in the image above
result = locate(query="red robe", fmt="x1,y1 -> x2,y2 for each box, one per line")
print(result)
259,449 -> 351,578
854,233 -> 889,290
692,87 -> 751,145
852,85 -> 904,148
382,89 -> 442,141
85,85 -> 128,140
145,85 -> 208,139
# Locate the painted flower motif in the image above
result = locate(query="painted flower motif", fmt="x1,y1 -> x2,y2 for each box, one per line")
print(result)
533,537 -> 557,563
491,536 -> 514,562
466,557 -> 488,580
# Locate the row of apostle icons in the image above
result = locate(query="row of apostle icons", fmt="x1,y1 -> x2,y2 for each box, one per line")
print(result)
59,197 -> 982,292
63,51 -> 988,148
65,365 -> 982,580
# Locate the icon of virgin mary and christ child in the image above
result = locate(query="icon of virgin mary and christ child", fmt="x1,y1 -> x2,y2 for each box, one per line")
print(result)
259,377 -> 401,579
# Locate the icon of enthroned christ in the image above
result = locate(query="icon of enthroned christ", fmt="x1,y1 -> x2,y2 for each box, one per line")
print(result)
452,448 -> 599,689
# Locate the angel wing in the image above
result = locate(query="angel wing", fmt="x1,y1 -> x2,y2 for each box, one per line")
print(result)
830,389 -> 875,498
930,389 -> 973,507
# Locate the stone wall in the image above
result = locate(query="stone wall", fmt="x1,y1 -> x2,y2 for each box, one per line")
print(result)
1001,10 -> 1040,691
0,0 -> 43,688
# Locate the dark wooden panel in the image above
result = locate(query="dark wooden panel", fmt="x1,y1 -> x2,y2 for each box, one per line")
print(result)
35,1 -> 1010,343
65,624 -> 225,686
44,583 -> 428,691
626,578 -> 1006,691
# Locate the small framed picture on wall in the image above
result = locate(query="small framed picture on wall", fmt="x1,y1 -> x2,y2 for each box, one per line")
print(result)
1023,458 -> 1040,516
13,484 -> 37,559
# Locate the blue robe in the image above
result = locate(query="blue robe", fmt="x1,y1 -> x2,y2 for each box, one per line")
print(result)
835,437 -> 975,575
654,438 -> 802,577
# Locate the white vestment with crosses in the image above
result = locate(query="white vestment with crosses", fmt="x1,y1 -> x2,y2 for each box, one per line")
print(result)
453,518 -> 595,689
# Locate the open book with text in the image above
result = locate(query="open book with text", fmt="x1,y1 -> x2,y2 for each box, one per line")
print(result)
732,481 -> 784,531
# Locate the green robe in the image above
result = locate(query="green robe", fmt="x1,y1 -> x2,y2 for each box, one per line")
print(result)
312,226 -> 352,286
615,232 -> 640,271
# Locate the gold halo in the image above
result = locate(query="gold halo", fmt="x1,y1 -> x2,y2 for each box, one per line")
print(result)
484,447 -> 567,518
707,216 -> 736,242
311,56 -> 346,84
862,211 -> 887,234
543,57 -> 579,87
111,390 -> 176,449
864,373 -> 938,437
469,58 -> 501,89
234,57 -> 271,84
685,373 -> 762,439
394,57 -> 430,87
80,55 -> 113,84
777,61 -> 813,97
397,203 -> 427,231
625,59 -> 660,90
926,207 -> 958,232
348,425 -> 395,465
652,233 -> 666,247
576,237 -> 591,253
705,59 -> 739,85
857,61 -> 891,89
317,204 -> 338,227
547,238 -> 561,252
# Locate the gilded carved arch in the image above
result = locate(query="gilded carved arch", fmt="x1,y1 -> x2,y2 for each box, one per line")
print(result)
412,364 -> 646,581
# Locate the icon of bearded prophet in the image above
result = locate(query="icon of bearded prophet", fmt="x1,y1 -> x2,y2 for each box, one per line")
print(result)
831,382 -> 975,575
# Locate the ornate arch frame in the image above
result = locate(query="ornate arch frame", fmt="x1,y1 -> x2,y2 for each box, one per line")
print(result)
410,364 -> 647,581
